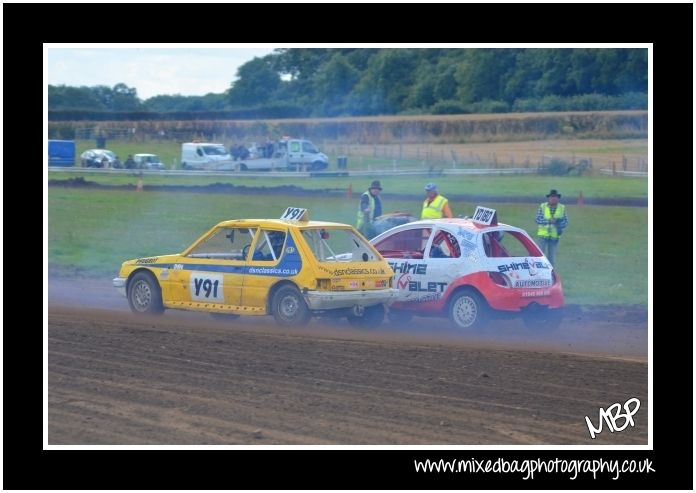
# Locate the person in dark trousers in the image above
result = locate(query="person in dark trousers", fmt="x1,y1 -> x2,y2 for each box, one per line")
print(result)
356,180 -> 383,239
535,189 -> 568,266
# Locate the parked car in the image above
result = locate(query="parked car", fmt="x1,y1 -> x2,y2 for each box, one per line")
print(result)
113,207 -> 398,327
370,206 -> 565,330
80,149 -> 121,168
133,153 -> 165,170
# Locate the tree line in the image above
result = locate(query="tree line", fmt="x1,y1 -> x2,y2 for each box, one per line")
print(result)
49,48 -> 647,119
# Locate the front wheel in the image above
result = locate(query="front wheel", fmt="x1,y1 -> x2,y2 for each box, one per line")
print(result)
347,304 -> 385,329
272,286 -> 311,327
127,272 -> 164,315
449,289 -> 487,330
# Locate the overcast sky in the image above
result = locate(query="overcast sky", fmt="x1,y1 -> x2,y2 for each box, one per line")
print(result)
45,47 -> 277,99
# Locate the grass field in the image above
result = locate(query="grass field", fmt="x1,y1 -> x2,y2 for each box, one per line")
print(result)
48,171 -> 648,200
47,188 -> 648,305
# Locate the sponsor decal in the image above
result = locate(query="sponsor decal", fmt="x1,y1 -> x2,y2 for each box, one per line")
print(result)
497,260 -> 550,273
403,292 -> 442,304
521,289 -> 550,297
159,269 -> 169,280
514,279 -> 552,288
397,273 -> 411,289
286,246 -> 296,254
331,267 -> 385,276
173,264 -> 184,270
375,279 -> 388,288
349,281 -> 358,289
408,281 -> 447,293
136,257 -> 158,264
388,262 -> 427,275
248,267 -> 299,276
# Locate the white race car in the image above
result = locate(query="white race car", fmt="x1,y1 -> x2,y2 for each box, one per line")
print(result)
370,207 -> 565,330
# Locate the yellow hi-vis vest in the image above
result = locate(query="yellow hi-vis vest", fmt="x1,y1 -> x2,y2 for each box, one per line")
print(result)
537,202 -> 565,239
421,195 -> 448,219
356,191 -> 376,230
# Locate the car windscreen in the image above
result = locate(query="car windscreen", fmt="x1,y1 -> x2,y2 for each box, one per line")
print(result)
202,145 -> 227,156
301,228 -> 379,262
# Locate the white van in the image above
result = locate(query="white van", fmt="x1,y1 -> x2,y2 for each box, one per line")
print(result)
181,143 -> 233,170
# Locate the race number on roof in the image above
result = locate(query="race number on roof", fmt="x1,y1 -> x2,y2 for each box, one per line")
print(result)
472,206 -> 497,225
280,207 -> 309,221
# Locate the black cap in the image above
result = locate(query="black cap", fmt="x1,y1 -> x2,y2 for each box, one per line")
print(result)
546,189 -> 561,198
370,180 -> 383,190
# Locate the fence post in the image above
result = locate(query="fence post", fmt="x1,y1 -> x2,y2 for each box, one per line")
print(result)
612,161 -> 616,175
622,155 -> 627,171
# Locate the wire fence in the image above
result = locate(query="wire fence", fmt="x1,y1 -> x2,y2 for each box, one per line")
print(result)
71,127 -> 648,174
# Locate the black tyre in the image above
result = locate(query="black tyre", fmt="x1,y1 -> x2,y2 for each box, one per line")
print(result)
522,307 -> 563,331
210,313 -> 240,321
387,310 -> 413,325
127,271 -> 164,315
347,304 -> 385,329
311,161 -> 325,171
272,285 -> 311,327
448,289 -> 488,330
240,163 -> 248,171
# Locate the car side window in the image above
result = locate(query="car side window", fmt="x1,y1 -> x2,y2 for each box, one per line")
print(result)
374,228 -> 431,259
428,230 -> 461,259
188,227 -> 257,260
251,230 -> 286,262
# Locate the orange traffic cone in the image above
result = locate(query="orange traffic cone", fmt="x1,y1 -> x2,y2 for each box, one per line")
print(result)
347,183 -> 353,199
136,174 -> 144,192
577,190 -> 584,206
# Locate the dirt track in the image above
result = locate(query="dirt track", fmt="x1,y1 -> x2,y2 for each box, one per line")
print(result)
48,290 -> 648,444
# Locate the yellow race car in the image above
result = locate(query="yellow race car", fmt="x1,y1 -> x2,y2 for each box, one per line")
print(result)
113,207 -> 398,327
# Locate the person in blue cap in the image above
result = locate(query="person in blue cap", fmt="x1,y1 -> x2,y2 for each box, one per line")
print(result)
421,183 -> 452,219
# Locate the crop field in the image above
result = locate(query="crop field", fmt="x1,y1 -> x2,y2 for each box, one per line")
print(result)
47,187 -> 647,306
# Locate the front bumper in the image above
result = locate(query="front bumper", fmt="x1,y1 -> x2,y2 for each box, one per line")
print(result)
304,288 -> 399,311
113,277 -> 127,297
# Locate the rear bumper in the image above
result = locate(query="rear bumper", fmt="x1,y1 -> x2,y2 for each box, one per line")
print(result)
113,277 -> 127,297
304,288 -> 399,311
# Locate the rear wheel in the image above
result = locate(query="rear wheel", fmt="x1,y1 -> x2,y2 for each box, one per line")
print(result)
127,272 -> 164,315
449,289 -> 487,330
347,304 -> 385,329
272,286 -> 311,327
311,161 -> 325,171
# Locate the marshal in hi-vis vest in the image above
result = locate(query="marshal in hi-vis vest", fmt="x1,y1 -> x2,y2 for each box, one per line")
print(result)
356,191 -> 376,230
537,202 -> 565,239
421,195 -> 448,219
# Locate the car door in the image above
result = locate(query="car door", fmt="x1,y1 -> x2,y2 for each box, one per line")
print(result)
419,228 -> 463,305
242,228 -> 289,310
176,226 -> 257,308
373,226 -> 432,304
